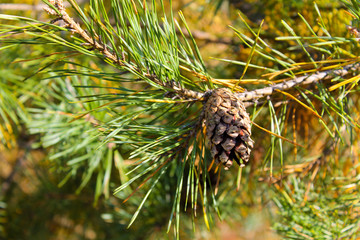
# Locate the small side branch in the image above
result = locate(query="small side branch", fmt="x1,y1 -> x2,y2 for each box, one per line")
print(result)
237,62 -> 360,102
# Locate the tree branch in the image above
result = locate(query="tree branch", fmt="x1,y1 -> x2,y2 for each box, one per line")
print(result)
236,62 -> 360,102
43,1 -> 360,104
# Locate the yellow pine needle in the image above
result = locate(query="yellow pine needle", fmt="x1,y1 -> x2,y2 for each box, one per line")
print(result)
262,65 -> 302,80
264,59 -> 360,80
5,122 -> 13,134
329,74 -> 360,91
0,124 -> 15,148
178,65 -> 209,82
346,79 -> 360,94
130,0 -> 138,14
213,78 -> 272,85
318,61 -> 359,71
291,58 -> 357,66
213,163 -> 220,174
92,18 -> 112,35
211,79 -> 245,92
344,10 -> 356,18
193,168 -> 210,228
336,48 -> 357,58
251,121 -> 304,148
275,89 -> 324,121
197,183 -> 210,230
207,158 -> 215,172
215,167 -> 221,195
142,0 -> 146,10
292,109 -> 298,162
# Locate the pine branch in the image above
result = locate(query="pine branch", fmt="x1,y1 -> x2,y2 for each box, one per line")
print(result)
44,0 -> 203,100
237,62 -> 360,102
184,61 -> 360,103
40,0 -> 360,106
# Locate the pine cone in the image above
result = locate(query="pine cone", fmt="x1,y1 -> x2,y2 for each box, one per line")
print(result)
204,88 -> 254,170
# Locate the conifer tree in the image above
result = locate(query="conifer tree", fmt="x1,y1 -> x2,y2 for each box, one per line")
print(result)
1,0 -> 360,239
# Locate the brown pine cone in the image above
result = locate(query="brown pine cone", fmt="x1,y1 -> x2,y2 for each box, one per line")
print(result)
204,88 -> 254,170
